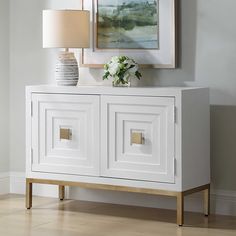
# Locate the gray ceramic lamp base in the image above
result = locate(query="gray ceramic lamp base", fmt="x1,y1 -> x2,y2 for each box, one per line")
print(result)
55,51 -> 79,86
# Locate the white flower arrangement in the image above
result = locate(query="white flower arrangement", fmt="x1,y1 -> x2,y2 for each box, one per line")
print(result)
103,56 -> 142,86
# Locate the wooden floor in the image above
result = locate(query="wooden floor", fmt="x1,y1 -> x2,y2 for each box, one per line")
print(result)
0,194 -> 235,236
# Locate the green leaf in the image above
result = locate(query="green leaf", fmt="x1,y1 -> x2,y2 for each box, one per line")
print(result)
103,71 -> 110,80
135,71 -> 142,80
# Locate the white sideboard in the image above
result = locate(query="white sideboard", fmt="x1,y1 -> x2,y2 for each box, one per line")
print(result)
25,85 -> 210,226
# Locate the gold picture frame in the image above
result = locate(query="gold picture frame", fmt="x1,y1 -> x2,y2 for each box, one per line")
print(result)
81,0 -> 177,69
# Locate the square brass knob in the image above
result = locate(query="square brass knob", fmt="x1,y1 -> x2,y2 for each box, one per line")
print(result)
131,132 -> 144,145
60,128 -> 71,140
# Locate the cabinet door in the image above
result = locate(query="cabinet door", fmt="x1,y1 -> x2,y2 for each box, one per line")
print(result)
101,95 -> 175,183
31,93 -> 99,176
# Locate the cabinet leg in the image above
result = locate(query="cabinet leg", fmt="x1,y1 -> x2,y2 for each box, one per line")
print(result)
177,192 -> 184,226
59,185 -> 65,201
26,179 -> 32,209
204,184 -> 210,216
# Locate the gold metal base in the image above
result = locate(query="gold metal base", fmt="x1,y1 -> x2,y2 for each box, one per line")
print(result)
25,178 -> 210,226
59,185 -> 65,201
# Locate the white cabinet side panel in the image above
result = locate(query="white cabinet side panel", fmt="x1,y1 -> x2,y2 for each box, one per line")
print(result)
182,88 -> 210,190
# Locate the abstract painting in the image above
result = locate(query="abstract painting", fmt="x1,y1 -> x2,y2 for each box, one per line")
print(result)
81,0 -> 176,68
97,0 -> 159,49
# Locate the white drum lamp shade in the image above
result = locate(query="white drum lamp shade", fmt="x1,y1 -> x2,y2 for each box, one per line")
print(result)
42,10 -> 90,86
43,10 -> 90,48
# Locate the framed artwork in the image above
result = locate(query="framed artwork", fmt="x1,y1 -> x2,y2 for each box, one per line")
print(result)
81,0 -> 177,68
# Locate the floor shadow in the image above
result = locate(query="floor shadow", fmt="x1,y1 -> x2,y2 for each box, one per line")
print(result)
46,199 -> 236,230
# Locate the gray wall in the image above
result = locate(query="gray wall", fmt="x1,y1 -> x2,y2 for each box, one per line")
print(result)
9,0 -> 236,192
0,0 -> 9,172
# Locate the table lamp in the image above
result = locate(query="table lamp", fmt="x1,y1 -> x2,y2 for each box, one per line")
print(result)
43,10 -> 90,86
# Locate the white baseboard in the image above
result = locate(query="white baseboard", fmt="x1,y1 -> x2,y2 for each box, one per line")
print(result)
10,172 -> 58,197
6,172 -> 236,216
0,172 -> 10,195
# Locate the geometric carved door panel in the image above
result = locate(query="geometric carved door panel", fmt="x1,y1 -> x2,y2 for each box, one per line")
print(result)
101,95 -> 175,183
31,94 -> 100,176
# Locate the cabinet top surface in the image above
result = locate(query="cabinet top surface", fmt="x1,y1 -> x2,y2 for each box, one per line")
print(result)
26,85 -> 208,97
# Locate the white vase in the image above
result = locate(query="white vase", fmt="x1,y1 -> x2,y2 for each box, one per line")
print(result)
55,52 -> 79,86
